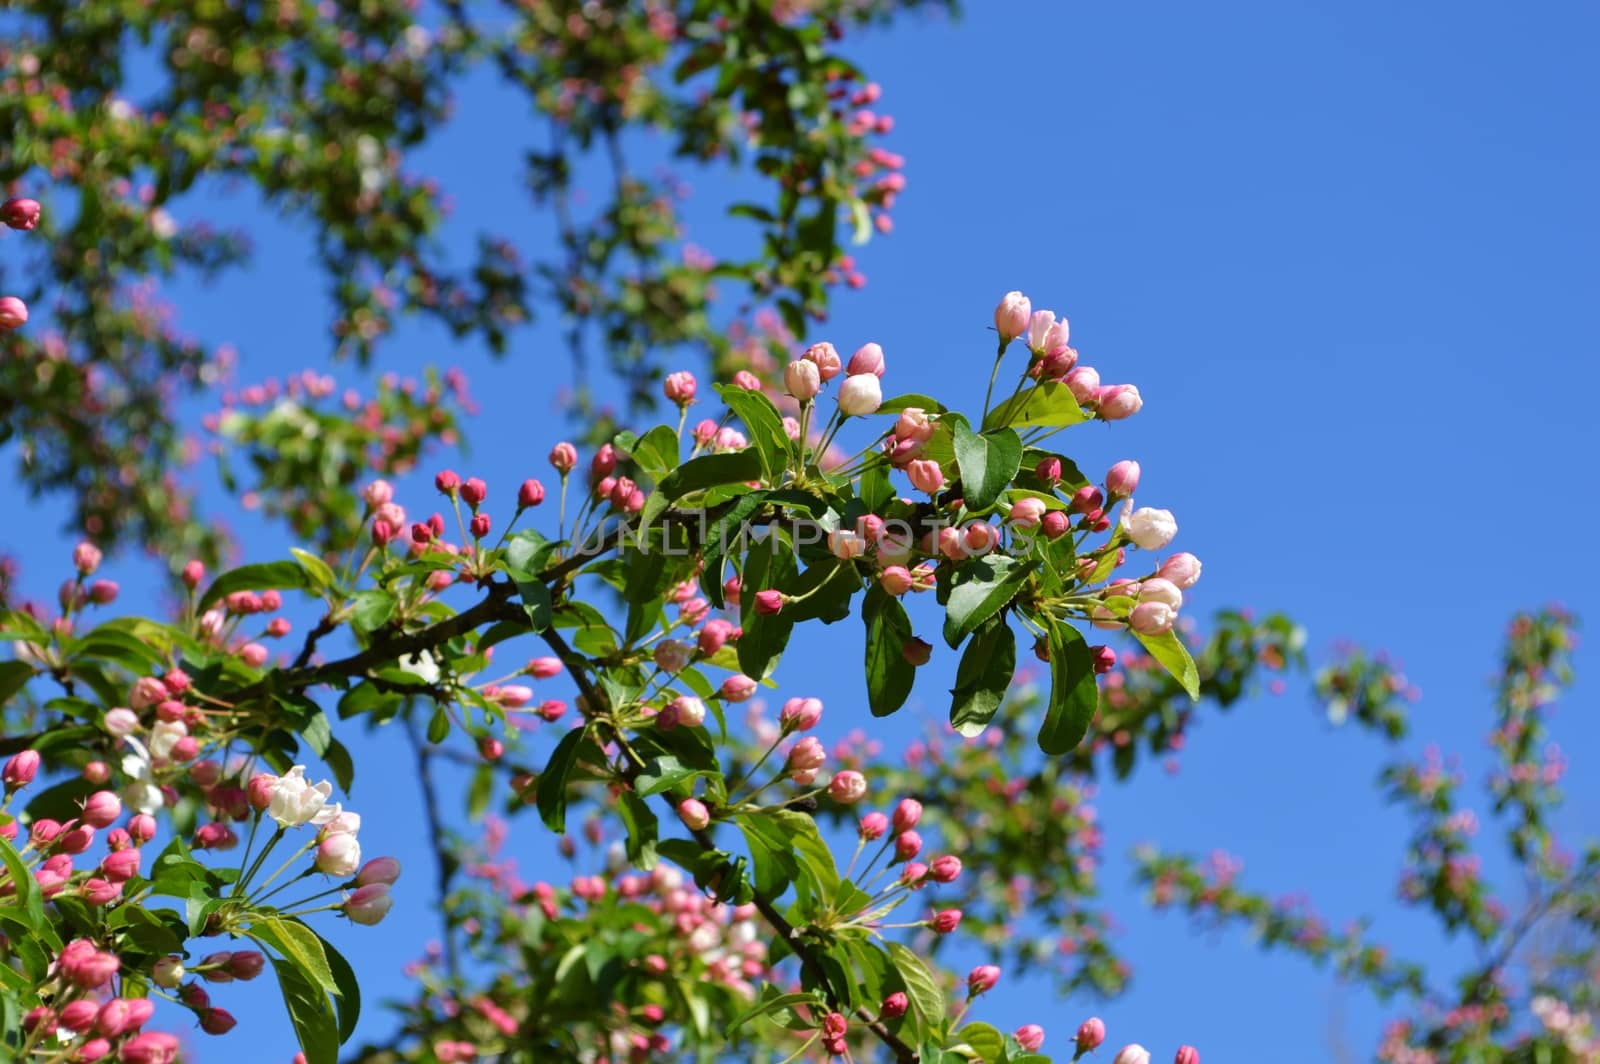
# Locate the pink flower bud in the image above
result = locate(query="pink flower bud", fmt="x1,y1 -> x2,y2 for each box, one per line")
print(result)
967,964 -> 1001,995
3,750 -> 40,789
344,883 -> 393,925
2,197 -> 41,230
994,291 -> 1031,344
1106,460 -> 1141,497
893,407 -> 935,443
83,761 -> 111,784
549,442 -> 578,474
199,1008 -> 238,1035
893,830 -> 922,862
859,812 -> 888,840
460,477 -> 488,508
94,997 -> 151,1037
1076,1018 -> 1107,1051
1065,366 -> 1100,404
363,479 -> 394,508
193,823 -> 237,851
1129,601 -> 1175,636
667,696 -> 707,729
906,459 -> 944,495
74,541 -> 103,576
1113,1046 -> 1151,1064
181,560 -> 206,588
216,951 -> 261,982
1091,645 -> 1118,674
837,373 -> 883,416
780,697 -> 823,732
1096,384 -> 1144,422
720,675 -> 758,702
892,799 -> 922,833
1009,1025 -> 1043,1052
755,589 -> 785,616
653,640 -> 691,674
87,579 -> 119,605
59,939 -> 120,989
929,855 -> 962,882
697,619 -> 733,656
846,342 -> 886,377
787,737 -> 826,773
81,791 -> 122,828
1040,510 -> 1069,540
434,470 -> 461,496
518,479 -> 546,508
316,830 -> 362,877
881,992 -> 909,1020
731,370 -> 762,390
1026,309 -> 1064,354
1175,1047 -> 1200,1064
784,359 -> 821,401
119,1033 -> 182,1063
1010,497 -> 1047,532
127,814 -> 156,843
964,522 -> 998,555
677,798 -> 711,831
101,848 -> 141,882
828,770 -> 867,804
803,341 -> 842,380
931,909 -> 962,933
590,442 -> 618,480
0,295 -> 29,330
495,684 -> 534,708
664,370 -> 697,405
102,707 -> 139,737
59,999 -> 100,1033
1158,552 -> 1202,590
357,857 -> 402,886
1071,485 -> 1104,515
477,736 -> 504,762
879,566 -> 914,595
1139,577 -> 1183,610
82,877 -> 122,905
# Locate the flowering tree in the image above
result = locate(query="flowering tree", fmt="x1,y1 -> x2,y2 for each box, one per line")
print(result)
3,6 -> 1598,1064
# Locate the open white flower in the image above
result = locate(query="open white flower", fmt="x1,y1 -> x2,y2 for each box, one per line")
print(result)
268,766 -> 334,828
119,737 -> 164,815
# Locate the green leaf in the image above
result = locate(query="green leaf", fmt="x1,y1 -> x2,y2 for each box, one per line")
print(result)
951,417 -> 1023,511
954,1023 -> 1006,1062
875,393 -> 947,415
1133,628 -> 1202,700
858,455 -> 894,513
949,620 -> 1015,737
1038,623 -> 1100,754
426,707 -> 450,745
617,792 -> 659,870
0,661 -> 34,706
0,831 -> 47,939
537,726 -> 588,833
716,384 -> 793,481
316,931 -> 363,1042
615,424 -> 681,483
659,450 -> 765,500
862,586 -> 916,717
323,738 -> 355,793
942,556 -> 1035,649
982,380 -> 1089,432
886,940 -> 946,1033
634,755 -> 714,798
726,990 -> 821,1038
267,953 -> 340,1064
249,916 -> 338,997
698,492 -> 770,608
290,548 -> 337,594
198,561 -> 312,611
349,590 -> 395,633
504,529 -> 556,580
517,579 -> 553,632
780,558 -> 859,625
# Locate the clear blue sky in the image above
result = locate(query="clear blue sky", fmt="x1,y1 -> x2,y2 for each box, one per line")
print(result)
5,1 -> 1599,1059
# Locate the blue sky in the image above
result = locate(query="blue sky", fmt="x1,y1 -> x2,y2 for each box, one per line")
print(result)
5,1 -> 1599,1060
